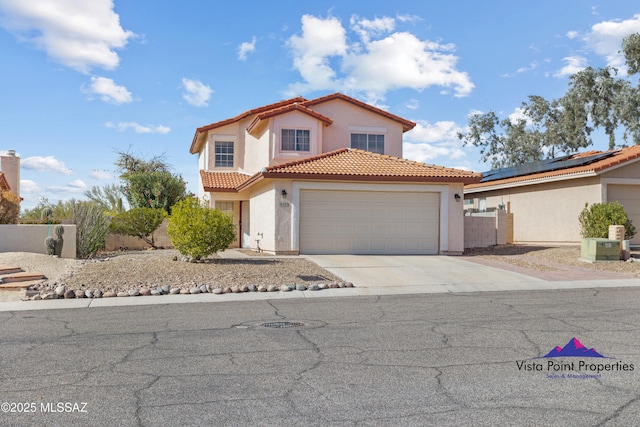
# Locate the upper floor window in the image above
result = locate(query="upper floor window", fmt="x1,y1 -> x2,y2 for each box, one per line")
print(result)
281,129 -> 310,151
214,141 -> 234,167
351,133 -> 384,154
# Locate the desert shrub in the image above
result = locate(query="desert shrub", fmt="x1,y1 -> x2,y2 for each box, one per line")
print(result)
578,201 -> 636,240
167,198 -> 235,260
0,191 -> 20,224
72,200 -> 111,258
109,207 -> 166,248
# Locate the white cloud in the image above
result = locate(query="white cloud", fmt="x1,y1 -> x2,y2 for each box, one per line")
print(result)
405,120 -> 462,143
403,142 -> 466,163
105,121 -> 170,134
566,31 -> 579,39
84,76 -> 132,104
19,179 -> 40,193
406,99 -> 420,110
508,107 -> 533,125
584,14 -> 640,70
554,55 -> 587,77
350,15 -> 395,43
22,156 -> 72,174
286,15 -> 347,93
181,78 -> 213,107
49,179 -> 86,193
0,0 -> 135,73
503,61 -> 539,77
286,14 -> 473,102
89,170 -> 114,180
238,36 -> 256,61
403,120 -> 467,164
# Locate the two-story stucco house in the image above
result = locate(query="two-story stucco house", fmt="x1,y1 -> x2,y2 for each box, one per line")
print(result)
190,93 -> 481,255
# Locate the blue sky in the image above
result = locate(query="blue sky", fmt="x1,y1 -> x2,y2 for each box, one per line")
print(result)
1,0 -> 639,211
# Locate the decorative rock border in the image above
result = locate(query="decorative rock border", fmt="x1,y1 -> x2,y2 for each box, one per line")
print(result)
29,281 -> 355,301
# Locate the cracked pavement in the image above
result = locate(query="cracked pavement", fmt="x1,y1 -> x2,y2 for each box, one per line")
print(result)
1,288 -> 639,426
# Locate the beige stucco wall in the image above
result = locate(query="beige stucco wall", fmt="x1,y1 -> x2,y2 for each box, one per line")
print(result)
0,224 -> 77,258
446,183 -> 465,254
271,111 -> 323,165
465,176 -> 602,243
104,219 -> 174,251
309,99 -> 405,157
209,179 -> 465,254
600,161 -> 640,245
246,181 -> 277,252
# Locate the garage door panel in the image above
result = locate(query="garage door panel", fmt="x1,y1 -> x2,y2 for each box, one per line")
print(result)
300,190 -> 440,254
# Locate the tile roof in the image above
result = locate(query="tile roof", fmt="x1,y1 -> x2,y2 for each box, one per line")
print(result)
262,149 -> 481,181
190,92 -> 416,154
301,93 -> 416,132
246,103 -> 333,134
199,171 -> 252,192
466,145 -> 640,190
190,96 -> 307,153
199,149 -> 480,193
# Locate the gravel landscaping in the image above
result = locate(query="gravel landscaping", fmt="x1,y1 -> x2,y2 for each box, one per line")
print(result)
0,249 -> 349,301
463,245 -> 640,277
3,244 -> 640,302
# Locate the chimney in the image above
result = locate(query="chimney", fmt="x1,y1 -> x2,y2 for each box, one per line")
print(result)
0,150 -> 20,200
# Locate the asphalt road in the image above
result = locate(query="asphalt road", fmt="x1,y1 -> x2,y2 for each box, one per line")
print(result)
1,288 -> 639,426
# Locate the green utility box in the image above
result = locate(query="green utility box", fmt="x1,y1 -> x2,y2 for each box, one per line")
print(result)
580,238 -> 621,262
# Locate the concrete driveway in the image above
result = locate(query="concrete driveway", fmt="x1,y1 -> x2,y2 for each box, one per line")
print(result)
305,255 -> 541,287
304,254 -> 544,293
304,254 -> 640,294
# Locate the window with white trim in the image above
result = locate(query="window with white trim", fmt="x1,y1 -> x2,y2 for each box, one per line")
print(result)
281,129 -> 310,151
214,141 -> 234,167
350,133 -> 384,154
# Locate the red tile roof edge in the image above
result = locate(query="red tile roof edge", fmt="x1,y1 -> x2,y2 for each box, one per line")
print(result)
190,92 -> 417,154
199,170 -> 253,192
246,103 -> 333,134
301,92 -> 416,132
466,145 -> 640,190
190,96 -> 307,153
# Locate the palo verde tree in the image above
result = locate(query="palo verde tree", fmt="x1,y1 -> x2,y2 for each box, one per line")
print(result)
459,33 -> 640,169
115,150 -> 189,215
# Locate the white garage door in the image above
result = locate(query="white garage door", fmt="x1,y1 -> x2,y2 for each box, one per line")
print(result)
608,184 -> 640,245
299,190 -> 440,254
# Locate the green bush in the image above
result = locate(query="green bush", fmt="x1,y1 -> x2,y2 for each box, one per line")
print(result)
167,198 -> 236,260
72,200 -> 111,258
109,207 -> 166,248
578,202 -> 637,240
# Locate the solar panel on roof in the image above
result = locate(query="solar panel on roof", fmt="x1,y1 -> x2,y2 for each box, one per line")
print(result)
480,151 -> 615,183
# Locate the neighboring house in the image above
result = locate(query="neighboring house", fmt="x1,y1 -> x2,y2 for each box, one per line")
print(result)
0,149 -> 20,201
464,146 -> 640,245
191,92 -> 481,255
0,171 -> 9,192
